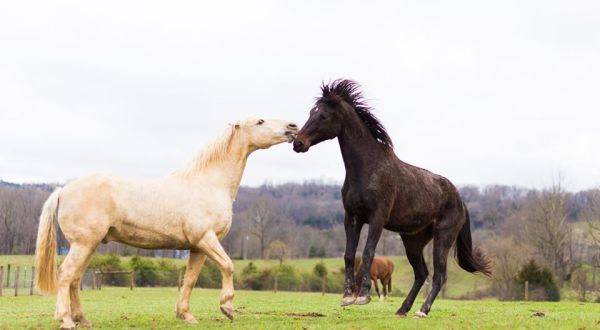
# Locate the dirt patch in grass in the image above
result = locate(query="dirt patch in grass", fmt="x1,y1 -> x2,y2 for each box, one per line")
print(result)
285,312 -> 326,318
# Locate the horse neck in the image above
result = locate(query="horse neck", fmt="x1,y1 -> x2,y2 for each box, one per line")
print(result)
179,136 -> 251,200
338,109 -> 388,177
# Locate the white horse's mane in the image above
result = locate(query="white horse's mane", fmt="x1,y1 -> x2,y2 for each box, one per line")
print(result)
174,125 -> 238,177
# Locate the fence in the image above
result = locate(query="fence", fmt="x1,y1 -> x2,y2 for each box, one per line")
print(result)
0,264 -> 35,296
0,264 -> 136,296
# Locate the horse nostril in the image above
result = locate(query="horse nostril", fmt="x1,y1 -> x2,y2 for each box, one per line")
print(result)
288,123 -> 297,129
293,140 -> 303,149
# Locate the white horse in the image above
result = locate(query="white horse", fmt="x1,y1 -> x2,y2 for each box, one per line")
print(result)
35,118 -> 298,329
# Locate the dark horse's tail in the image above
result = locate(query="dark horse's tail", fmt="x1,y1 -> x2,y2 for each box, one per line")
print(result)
455,204 -> 492,277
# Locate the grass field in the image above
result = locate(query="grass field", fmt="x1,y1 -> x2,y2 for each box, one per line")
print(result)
1,287 -> 599,329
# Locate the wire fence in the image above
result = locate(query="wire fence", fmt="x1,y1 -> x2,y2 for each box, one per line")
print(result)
0,264 -> 136,296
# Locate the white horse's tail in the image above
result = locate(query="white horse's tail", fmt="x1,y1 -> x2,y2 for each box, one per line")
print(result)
35,188 -> 62,295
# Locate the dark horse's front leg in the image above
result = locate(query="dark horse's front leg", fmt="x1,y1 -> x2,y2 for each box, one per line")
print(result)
354,220 -> 384,305
341,213 -> 363,306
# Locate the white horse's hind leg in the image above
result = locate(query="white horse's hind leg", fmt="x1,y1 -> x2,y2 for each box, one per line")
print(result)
55,244 -> 94,330
176,251 -> 207,324
70,278 -> 92,327
199,231 -> 235,320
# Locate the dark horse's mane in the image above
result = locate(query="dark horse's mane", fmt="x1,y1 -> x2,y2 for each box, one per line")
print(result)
319,79 -> 393,148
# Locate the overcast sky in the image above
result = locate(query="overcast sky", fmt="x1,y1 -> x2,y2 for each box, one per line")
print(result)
1,1 -> 598,191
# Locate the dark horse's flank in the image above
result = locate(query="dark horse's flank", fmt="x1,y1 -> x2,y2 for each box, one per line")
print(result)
293,80 -> 491,317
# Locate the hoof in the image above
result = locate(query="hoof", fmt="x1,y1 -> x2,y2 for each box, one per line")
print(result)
76,318 -> 93,328
396,311 -> 408,318
60,320 -> 76,330
341,296 -> 356,307
354,295 -> 371,305
177,311 -> 198,324
379,295 -> 385,303
220,307 -> 234,321
184,315 -> 199,324
415,310 -> 428,318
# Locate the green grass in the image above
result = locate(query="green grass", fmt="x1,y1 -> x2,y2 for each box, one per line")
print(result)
0,287 -> 598,329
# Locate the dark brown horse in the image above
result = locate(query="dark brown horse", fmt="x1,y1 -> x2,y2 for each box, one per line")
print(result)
293,79 -> 491,317
358,256 -> 394,302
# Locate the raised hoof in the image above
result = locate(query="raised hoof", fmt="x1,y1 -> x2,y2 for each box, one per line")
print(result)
354,295 -> 371,305
340,296 -> 356,307
220,307 -> 234,321
415,310 -> 428,318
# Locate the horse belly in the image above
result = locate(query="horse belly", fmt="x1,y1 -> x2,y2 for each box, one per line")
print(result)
107,223 -> 191,250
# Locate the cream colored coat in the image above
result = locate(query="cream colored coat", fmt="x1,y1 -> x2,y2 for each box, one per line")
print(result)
35,118 -> 298,329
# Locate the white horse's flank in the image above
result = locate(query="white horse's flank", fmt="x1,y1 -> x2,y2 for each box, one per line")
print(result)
35,118 -> 298,329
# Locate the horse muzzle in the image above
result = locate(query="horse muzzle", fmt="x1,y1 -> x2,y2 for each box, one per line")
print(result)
293,139 -> 310,153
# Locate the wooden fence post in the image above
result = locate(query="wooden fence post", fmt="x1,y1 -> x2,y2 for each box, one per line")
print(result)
14,266 -> 20,296
99,273 -> 103,290
130,271 -> 134,291
91,270 -> 96,290
178,270 -> 183,292
30,267 -> 35,295
524,281 -> 529,301
0,265 -> 4,296
321,275 -> 327,296
273,274 -> 278,294
6,264 -> 10,288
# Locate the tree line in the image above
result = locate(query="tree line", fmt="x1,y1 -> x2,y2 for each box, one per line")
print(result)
1,179 -> 599,299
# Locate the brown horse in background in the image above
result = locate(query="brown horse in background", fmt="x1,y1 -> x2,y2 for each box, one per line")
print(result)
358,256 -> 394,302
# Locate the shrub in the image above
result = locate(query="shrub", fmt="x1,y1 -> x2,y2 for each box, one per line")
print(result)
155,259 -> 181,286
308,245 -> 326,258
196,259 -> 222,288
88,253 -> 123,271
313,262 -> 328,278
274,264 -> 301,291
130,256 -> 158,287
243,268 -> 273,290
515,260 -> 560,301
242,262 -> 258,276
88,253 -> 128,286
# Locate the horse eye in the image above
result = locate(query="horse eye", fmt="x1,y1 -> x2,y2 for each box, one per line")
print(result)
257,119 -> 265,125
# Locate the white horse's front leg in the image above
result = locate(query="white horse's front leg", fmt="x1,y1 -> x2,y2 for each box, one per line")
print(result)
199,231 -> 235,320
176,251 -> 207,324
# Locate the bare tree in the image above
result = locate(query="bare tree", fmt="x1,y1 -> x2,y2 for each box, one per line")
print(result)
266,240 -> 289,265
582,189 -> 600,289
523,180 -> 573,283
0,188 -> 26,253
248,198 -> 279,259
487,237 -> 531,300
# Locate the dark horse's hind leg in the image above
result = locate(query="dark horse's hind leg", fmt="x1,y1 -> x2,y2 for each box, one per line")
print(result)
416,212 -> 464,317
342,214 -> 363,306
396,229 -> 432,317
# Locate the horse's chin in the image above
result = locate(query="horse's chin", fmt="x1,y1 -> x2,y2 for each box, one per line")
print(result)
293,145 -> 310,153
